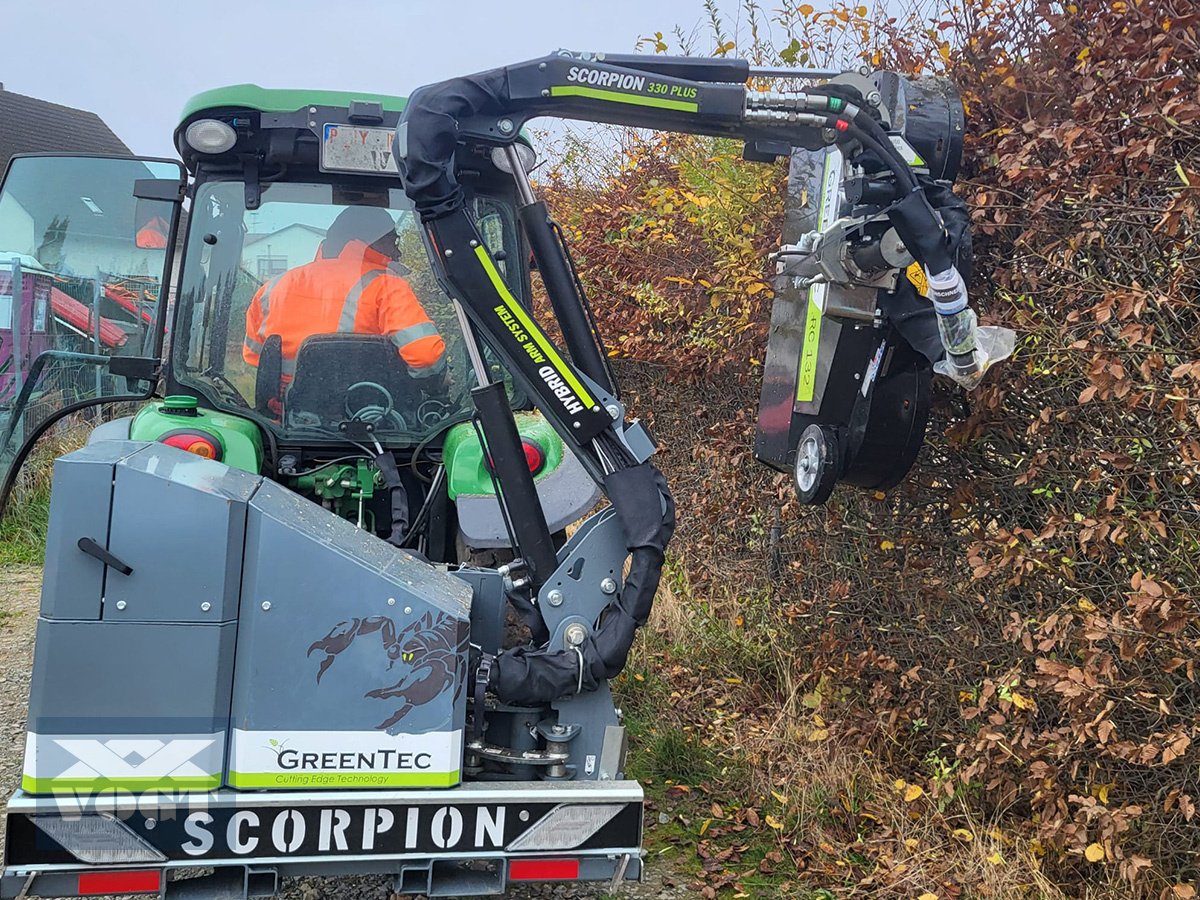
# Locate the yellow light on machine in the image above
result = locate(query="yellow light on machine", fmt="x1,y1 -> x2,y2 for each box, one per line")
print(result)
184,118 -> 237,154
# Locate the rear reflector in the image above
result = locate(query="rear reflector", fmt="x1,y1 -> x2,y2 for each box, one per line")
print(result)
505,803 -> 623,851
30,814 -> 166,864
78,870 -> 161,895
509,858 -> 579,881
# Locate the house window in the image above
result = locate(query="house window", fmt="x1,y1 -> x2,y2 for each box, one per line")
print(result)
257,256 -> 288,278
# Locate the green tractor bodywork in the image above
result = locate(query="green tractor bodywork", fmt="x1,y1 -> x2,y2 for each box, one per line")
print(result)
178,84 -> 410,122
128,396 -> 264,473
442,412 -> 565,500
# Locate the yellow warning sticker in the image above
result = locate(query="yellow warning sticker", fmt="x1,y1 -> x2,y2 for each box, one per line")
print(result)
906,262 -> 929,297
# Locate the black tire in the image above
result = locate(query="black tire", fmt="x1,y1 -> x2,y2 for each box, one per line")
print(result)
793,424 -> 841,505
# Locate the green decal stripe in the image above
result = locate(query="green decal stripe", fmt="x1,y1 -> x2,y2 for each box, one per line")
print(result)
22,774 -> 221,793
796,151 -> 838,403
228,770 -> 460,788
549,85 -> 699,113
796,296 -> 824,402
473,245 -> 596,408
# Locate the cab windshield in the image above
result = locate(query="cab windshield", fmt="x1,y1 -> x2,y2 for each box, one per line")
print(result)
172,179 -> 522,446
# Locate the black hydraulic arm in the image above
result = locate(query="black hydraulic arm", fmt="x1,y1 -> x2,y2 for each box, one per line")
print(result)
394,50 -> 954,704
424,209 -> 614,445
518,199 -> 614,398
397,52 -> 951,471
399,54 -> 751,221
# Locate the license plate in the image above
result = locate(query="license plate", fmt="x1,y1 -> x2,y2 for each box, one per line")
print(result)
321,124 -> 399,175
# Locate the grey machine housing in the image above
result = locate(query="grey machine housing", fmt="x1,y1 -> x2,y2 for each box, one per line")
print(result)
5,440 -> 642,898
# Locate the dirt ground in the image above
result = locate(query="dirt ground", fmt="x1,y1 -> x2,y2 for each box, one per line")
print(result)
0,567 -> 690,899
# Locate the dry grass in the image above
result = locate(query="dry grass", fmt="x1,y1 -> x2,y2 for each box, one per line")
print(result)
636,559 -> 1150,899
0,421 -> 91,566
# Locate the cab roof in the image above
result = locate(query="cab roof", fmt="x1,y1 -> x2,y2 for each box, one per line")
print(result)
179,84 -> 408,123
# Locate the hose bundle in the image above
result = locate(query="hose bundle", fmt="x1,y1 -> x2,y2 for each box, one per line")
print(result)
487,463 -> 676,705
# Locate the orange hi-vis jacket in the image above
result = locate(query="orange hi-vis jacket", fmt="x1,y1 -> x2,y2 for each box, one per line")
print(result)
242,239 -> 446,379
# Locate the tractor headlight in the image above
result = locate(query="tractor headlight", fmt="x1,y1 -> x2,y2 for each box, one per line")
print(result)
491,143 -> 537,174
184,119 -> 237,155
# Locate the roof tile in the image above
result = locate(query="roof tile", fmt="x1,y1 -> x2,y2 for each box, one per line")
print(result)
0,88 -> 131,173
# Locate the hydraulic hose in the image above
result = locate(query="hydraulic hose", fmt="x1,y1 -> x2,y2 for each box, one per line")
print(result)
833,105 -> 956,274
770,91 -> 951,273
833,99 -> 976,373
485,462 -> 676,706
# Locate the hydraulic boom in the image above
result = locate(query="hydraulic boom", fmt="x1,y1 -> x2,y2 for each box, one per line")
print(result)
393,50 -> 987,705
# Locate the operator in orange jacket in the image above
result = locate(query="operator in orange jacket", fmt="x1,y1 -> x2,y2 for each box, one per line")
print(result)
242,205 -> 446,382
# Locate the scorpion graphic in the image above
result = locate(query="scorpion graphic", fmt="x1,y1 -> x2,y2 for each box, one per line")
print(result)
307,612 -> 468,732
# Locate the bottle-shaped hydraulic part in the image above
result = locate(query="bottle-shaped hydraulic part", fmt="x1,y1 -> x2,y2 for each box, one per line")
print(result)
926,266 -> 980,379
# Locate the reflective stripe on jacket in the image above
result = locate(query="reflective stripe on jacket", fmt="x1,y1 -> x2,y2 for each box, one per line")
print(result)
242,239 -> 445,377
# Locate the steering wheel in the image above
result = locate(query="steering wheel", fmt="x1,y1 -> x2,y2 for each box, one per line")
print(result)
417,398 -> 454,428
345,381 -> 395,422
344,380 -> 411,432
201,368 -> 252,410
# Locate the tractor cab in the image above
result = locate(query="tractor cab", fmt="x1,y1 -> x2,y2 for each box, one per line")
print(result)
168,87 -> 521,449
0,86 -> 597,558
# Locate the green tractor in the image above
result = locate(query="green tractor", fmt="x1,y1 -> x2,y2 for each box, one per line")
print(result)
0,86 -> 597,559
0,51 -> 988,899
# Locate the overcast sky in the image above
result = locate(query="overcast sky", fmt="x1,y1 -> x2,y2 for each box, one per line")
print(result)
3,0 -> 738,159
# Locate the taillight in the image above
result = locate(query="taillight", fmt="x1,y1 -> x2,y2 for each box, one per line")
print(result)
484,439 -> 547,476
521,439 -> 546,475
160,429 -> 223,461
508,858 -> 579,881
78,870 -> 161,895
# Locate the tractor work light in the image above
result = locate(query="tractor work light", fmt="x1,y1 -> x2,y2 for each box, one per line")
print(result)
505,804 -> 623,851
160,429 -> 224,461
491,142 -> 536,174
29,814 -> 167,865
184,118 -> 237,154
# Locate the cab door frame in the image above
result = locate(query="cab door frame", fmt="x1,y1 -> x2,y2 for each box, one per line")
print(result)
0,152 -> 188,516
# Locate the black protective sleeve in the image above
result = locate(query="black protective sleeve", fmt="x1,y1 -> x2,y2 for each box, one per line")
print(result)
374,452 -> 410,547
490,463 -> 676,705
399,67 -> 511,221
881,178 -> 975,364
924,179 -> 972,281
887,187 -> 953,275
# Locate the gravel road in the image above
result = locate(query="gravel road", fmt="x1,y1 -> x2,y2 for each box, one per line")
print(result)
0,567 -> 691,899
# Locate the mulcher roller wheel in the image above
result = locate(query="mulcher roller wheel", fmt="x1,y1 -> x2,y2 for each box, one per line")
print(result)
793,423 -> 841,505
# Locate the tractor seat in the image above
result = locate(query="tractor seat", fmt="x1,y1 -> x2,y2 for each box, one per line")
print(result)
284,333 -> 417,432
